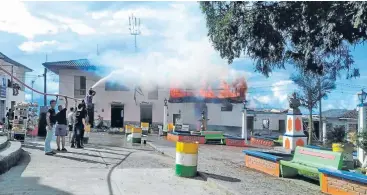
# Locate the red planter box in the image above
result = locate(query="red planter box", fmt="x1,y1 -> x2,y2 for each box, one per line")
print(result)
226,138 -> 250,147
250,137 -> 274,147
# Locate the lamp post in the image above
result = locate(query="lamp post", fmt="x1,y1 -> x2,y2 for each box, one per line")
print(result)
242,100 -> 248,142
357,89 -> 367,165
162,98 -> 168,136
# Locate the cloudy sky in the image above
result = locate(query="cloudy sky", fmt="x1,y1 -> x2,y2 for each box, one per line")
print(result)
0,1 -> 366,112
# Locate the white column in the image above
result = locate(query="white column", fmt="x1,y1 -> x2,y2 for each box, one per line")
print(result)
358,105 -> 366,165
242,109 -> 247,143
322,121 -> 327,145
163,105 -> 167,135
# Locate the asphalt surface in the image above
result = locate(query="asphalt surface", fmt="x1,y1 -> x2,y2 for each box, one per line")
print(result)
0,133 -> 222,195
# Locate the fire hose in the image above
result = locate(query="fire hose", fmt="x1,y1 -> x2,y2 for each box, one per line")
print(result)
0,66 -> 82,102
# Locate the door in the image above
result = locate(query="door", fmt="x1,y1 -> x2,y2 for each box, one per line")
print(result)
111,105 -> 124,128
247,116 -> 254,134
11,101 -> 15,110
279,120 -> 286,134
140,104 -> 152,125
173,114 -> 180,125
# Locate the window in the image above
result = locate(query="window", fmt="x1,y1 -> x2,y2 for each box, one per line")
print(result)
2,78 -> 6,87
74,76 -> 86,98
148,87 -> 158,100
105,81 -> 129,91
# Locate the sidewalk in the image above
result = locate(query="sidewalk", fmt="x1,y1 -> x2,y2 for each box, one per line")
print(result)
0,133 -> 224,195
147,135 -> 323,195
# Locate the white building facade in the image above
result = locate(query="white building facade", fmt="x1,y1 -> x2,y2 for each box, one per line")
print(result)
0,52 -> 32,121
43,59 -> 288,135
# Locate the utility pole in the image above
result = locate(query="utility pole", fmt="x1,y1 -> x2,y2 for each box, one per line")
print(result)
43,54 -> 47,106
129,14 -> 141,52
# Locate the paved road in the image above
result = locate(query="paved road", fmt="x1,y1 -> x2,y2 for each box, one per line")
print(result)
0,133 -> 222,195
147,135 -> 323,195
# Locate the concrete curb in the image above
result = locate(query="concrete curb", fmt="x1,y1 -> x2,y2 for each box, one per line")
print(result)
147,142 -> 236,195
0,136 -> 8,150
0,141 -> 23,175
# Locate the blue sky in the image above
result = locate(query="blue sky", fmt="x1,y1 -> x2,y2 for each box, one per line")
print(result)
0,1 -> 366,113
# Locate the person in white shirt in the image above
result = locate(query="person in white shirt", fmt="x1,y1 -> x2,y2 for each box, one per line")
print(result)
67,107 -> 75,143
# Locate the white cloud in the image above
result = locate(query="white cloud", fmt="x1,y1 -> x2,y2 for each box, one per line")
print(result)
271,80 -> 295,103
18,40 -> 59,53
43,14 -> 96,35
0,1 -> 58,39
254,95 -> 271,104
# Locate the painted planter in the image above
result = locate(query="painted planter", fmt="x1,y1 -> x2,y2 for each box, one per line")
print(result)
167,132 -> 205,144
250,136 -> 274,147
226,137 -> 249,147
319,168 -> 367,195
243,150 -> 283,177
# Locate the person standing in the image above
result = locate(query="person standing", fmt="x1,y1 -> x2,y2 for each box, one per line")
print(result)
67,107 -> 75,143
72,103 -> 86,148
55,96 -> 68,152
6,108 -> 14,130
45,97 -> 58,155
80,100 -> 87,147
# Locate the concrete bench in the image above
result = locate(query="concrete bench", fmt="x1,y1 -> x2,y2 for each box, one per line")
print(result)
243,150 -> 283,177
204,133 -> 225,145
319,168 -> 367,195
280,146 -> 343,179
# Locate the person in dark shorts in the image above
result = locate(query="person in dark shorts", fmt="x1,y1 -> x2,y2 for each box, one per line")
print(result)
55,96 -> 68,152
6,109 -> 14,130
67,107 -> 75,143
45,97 -> 58,155
71,103 -> 86,148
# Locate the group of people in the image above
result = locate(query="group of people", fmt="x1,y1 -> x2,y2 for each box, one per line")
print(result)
44,88 -> 95,156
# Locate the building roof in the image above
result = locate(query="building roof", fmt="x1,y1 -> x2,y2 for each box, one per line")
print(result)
322,109 -> 357,119
247,108 -> 288,115
42,59 -> 97,74
0,52 -> 33,72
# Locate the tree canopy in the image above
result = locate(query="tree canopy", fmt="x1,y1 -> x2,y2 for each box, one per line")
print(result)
291,71 -> 336,144
200,1 -> 366,78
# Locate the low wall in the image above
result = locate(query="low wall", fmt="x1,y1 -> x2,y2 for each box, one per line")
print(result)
243,150 -> 282,177
225,137 -> 250,147
319,168 -> 367,195
167,132 -> 205,144
250,136 -> 274,147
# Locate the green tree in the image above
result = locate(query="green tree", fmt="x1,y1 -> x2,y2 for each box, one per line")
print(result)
291,72 -> 336,144
200,1 -> 365,78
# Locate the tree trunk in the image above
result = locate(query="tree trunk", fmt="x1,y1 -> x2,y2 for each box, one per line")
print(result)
318,77 -> 322,142
308,108 -> 313,145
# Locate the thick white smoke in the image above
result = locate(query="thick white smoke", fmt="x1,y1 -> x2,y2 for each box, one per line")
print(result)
89,39 -> 248,92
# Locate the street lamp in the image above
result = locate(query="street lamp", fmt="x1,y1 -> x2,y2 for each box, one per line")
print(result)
358,89 -> 367,105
